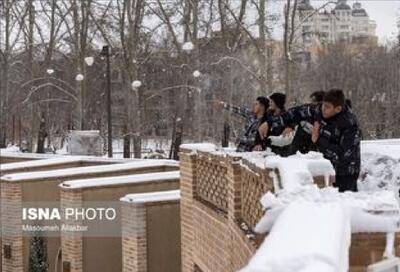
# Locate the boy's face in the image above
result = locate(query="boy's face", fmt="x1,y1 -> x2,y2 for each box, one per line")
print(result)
269,100 -> 278,111
322,102 -> 342,119
253,101 -> 265,115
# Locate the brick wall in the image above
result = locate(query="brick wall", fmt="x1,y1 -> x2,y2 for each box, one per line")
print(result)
180,151 -> 197,272
60,189 -> 84,272
179,148 -> 399,272
180,150 -> 260,272
1,182 -> 23,272
121,202 -> 147,272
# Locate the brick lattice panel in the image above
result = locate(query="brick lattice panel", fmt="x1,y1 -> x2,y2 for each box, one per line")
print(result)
241,169 -> 273,230
196,156 -> 228,212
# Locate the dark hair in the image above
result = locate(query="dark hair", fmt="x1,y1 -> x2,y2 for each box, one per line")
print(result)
256,96 -> 270,110
323,89 -> 345,107
310,91 -> 325,103
269,93 -> 286,110
345,98 -> 352,108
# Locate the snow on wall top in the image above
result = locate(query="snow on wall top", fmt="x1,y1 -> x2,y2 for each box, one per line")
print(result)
60,171 -> 180,189
0,150 -> 60,159
240,202 -> 351,272
255,185 -> 400,234
180,143 -> 217,152
0,157 -> 82,171
120,190 -> 180,204
1,160 -> 178,182
361,139 -> 400,159
264,152 -> 335,191
0,150 -> 139,163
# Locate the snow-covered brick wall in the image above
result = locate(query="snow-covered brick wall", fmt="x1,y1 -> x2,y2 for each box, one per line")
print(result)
264,152 -> 335,191
240,202 -> 351,272
255,186 -> 400,234
120,190 -> 180,204
60,171 -> 180,189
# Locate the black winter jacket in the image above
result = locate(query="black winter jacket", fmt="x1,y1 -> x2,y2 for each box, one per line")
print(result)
266,104 -> 361,176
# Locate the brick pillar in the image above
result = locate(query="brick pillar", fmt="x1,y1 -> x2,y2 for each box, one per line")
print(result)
121,202 -> 147,272
179,151 -> 197,272
226,159 -> 243,221
60,189 -> 83,272
1,182 -> 23,272
226,158 -> 244,272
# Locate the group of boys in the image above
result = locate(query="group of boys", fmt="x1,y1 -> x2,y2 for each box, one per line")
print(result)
217,89 -> 361,193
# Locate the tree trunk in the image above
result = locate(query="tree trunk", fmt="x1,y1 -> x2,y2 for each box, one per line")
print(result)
36,113 -> 47,154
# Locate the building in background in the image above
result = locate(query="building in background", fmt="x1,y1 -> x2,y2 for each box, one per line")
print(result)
294,0 -> 377,52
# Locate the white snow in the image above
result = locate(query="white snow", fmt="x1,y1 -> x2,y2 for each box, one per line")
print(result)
240,202 -> 351,272
1,145 -> 21,153
131,80 -> 142,88
75,74 -> 84,81
120,189 -> 180,204
268,132 -> 295,147
193,70 -> 201,78
60,171 -> 180,189
1,160 -> 178,182
84,56 -> 94,66
180,143 -> 217,152
0,157 -> 82,172
255,186 -> 400,234
264,152 -> 335,191
46,69 -> 54,75
361,139 -> 400,159
182,41 -> 194,51
358,139 -> 400,191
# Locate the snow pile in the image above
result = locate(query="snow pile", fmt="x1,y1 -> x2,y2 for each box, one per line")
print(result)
0,145 -> 21,153
240,202 -> 351,272
120,190 -> 180,204
264,152 -> 335,191
255,186 -> 400,234
358,139 -> 400,191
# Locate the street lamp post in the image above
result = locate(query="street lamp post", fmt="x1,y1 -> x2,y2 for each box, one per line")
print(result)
101,45 -> 113,158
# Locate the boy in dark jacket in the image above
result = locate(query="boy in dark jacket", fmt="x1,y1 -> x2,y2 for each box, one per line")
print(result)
287,90 -> 325,155
217,96 -> 269,152
259,89 -> 361,192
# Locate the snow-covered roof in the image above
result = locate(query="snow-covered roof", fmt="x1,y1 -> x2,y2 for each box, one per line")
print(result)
1,160 -> 178,182
0,157 -> 82,172
60,171 -> 180,190
120,190 -> 180,204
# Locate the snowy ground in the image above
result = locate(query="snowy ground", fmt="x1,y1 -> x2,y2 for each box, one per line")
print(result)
358,139 -> 400,191
2,139 -> 400,192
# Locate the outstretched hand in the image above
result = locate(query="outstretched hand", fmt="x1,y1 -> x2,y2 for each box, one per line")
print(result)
258,122 -> 269,139
213,100 -> 225,108
311,121 -> 321,143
